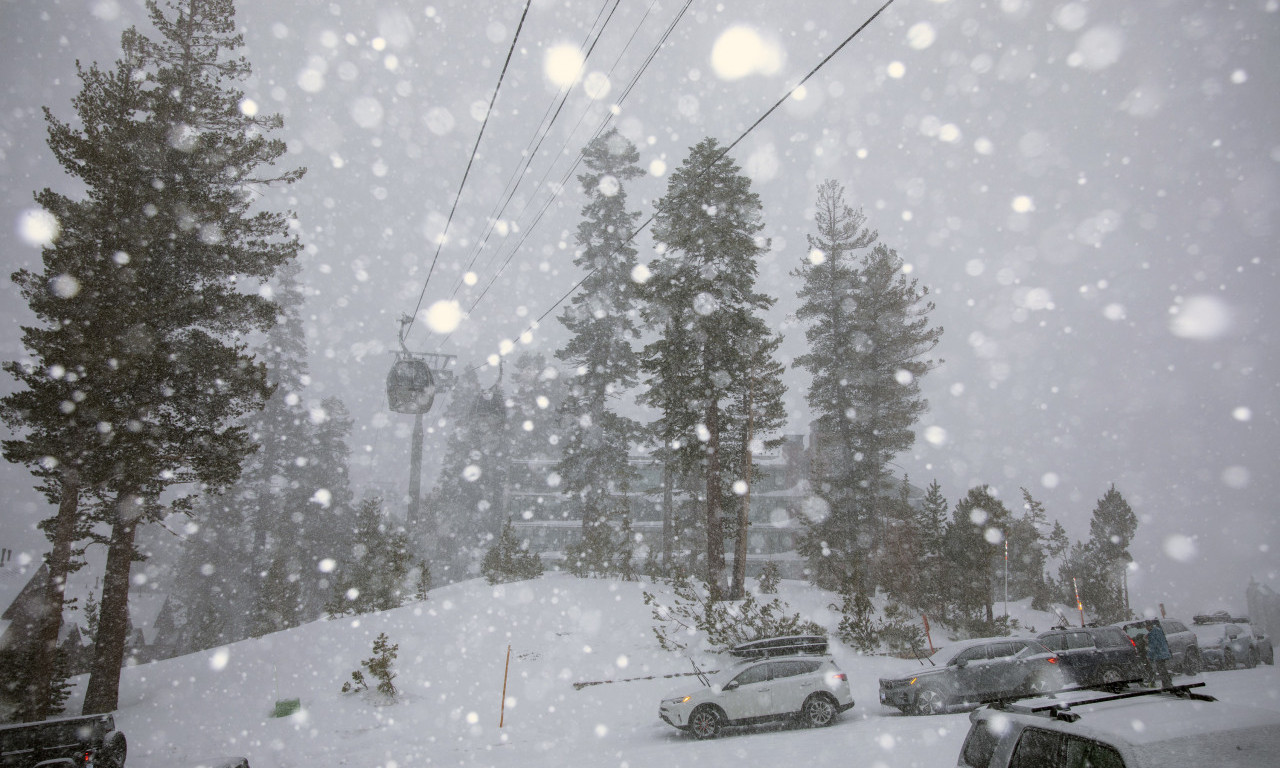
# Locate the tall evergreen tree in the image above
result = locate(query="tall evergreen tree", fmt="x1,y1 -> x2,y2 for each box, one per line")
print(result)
638,137 -> 778,596
915,479 -> 950,619
944,486 -> 1012,625
555,129 -> 645,577
430,367 -> 510,582
792,181 -> 942,590
1060,484 -> 1137,622
721,331 -> 788,599
3,0 -> 306,715
325,497 -> 412,617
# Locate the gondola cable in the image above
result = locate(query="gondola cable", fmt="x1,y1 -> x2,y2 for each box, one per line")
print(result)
401,0 -> 533,344
473,0 -> 900,350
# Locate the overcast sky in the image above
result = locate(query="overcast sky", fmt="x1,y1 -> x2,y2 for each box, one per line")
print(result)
2,0 -> 1276,616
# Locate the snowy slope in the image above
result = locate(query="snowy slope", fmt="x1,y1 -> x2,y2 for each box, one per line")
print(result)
55,574 -> 1280,768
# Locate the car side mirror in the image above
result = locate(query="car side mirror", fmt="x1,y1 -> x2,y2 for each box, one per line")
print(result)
724,681 -> 739,691
954,658 -> 968,669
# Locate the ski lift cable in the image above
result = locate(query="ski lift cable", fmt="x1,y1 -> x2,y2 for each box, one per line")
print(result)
434,0 -> 691,350
448,0 -> 693,325
449,0 -> 622,298
467,0 -> 687,285
402,0 -> 534,344
452,0 -> 637,298
510,0 -> 900,342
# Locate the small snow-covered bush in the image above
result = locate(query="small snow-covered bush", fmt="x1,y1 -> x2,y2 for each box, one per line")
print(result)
643,576 -> 824,653
756,561 -> 781,594
341,632 -> 399,699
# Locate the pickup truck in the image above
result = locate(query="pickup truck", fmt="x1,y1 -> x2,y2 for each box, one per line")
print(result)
0,713 -> 125,768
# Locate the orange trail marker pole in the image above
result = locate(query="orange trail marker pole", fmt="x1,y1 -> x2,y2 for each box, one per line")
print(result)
499,644 -> 511,727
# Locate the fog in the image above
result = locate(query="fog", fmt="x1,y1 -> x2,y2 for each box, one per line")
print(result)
1,0 -> 1276,616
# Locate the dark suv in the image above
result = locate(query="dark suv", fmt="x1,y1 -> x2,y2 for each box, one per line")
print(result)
1035,625 -> 1144,689
878,637 -> 1061,715
1118,617 -> 1201,674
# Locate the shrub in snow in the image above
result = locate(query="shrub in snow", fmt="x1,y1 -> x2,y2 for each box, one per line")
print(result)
341,632 -> 399,699
833,582 -> 879,653
756,562 -> 781,594
481,518 -> 544,585
643,576 -> 825,653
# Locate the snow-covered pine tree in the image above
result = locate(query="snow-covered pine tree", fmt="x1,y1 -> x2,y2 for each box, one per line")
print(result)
325,497 -> 411,617
793,181 -> 942,593
248,552 -> 302,637
555,129 -> 646,578
915,480 -> 950,619
639,137 -> 778,598
480,518 -> 544,585
8,0 -> 304,716
791,179 -> 879,591
720,331 -> 788,599
430,367 -> 510,582
944,486 -> 1012,628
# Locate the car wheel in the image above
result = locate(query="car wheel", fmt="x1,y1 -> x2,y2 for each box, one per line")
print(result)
1182,649 -> 1201,675
1246,650 -> 1258,669
99,732 -> 126,768
688,705 -> 722,740
1223,649 -> 1235,670
1098,667 -> 1126,692
801,694 -> 838,728
914,687 -> 946,716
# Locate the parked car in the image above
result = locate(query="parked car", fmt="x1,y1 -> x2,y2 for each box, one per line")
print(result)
1191,619 -> 1260,670
878,637 -> 1062,715
1192,612 -> 1274,667
1035,625 -> 1144,689
956,683 -> 1280,767
1237,621 -> 1275,665
658,637 -> 854,739
1118,617 -> 1201,674
0,713 -> 126,768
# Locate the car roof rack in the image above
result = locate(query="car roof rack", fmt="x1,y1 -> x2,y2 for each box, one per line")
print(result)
991,682 -> 1216,723
727,635 -> 828,658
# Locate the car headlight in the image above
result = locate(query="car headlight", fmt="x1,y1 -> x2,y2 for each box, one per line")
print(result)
663,696 -> 692,705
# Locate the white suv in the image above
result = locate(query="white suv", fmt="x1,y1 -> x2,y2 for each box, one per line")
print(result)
658,641 -> 854,739
957,684 -> 1280,767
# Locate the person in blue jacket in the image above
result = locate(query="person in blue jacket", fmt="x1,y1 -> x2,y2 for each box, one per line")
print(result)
1145,619 -> 1174,688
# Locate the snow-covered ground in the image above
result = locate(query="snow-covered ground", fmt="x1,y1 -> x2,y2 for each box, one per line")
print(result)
57,574 -> 1280,768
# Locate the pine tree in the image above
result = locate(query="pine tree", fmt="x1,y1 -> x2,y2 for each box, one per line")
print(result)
325,497 -> 412,617
914,480 -> 950,617
639,137 -> 779,597
944,486 -> 1011,627
430,368 -> 510,582
247,552 -> 302,637
1061,485 -> 1137,622
481,518 -> 544,585
6,0 -> 303,717
792,181 -> 941,591
552,129 -> 646,579
791,179 -> 879,590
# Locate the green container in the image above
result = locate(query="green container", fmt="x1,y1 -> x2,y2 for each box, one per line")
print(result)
271,698 -> 301,718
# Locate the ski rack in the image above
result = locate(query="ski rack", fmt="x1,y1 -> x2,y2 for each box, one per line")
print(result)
727,635 -> 829,658
990,681 -> 1216,723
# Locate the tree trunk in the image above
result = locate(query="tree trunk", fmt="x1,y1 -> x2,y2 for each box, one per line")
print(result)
24,474 -> 80,721
704,401 -> 726,598
730,382 -> 755,600
82,494 -> 140,715
661,461 -> 673,568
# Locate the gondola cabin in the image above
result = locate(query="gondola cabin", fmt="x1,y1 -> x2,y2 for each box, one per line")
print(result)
386,355 -> 437,414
